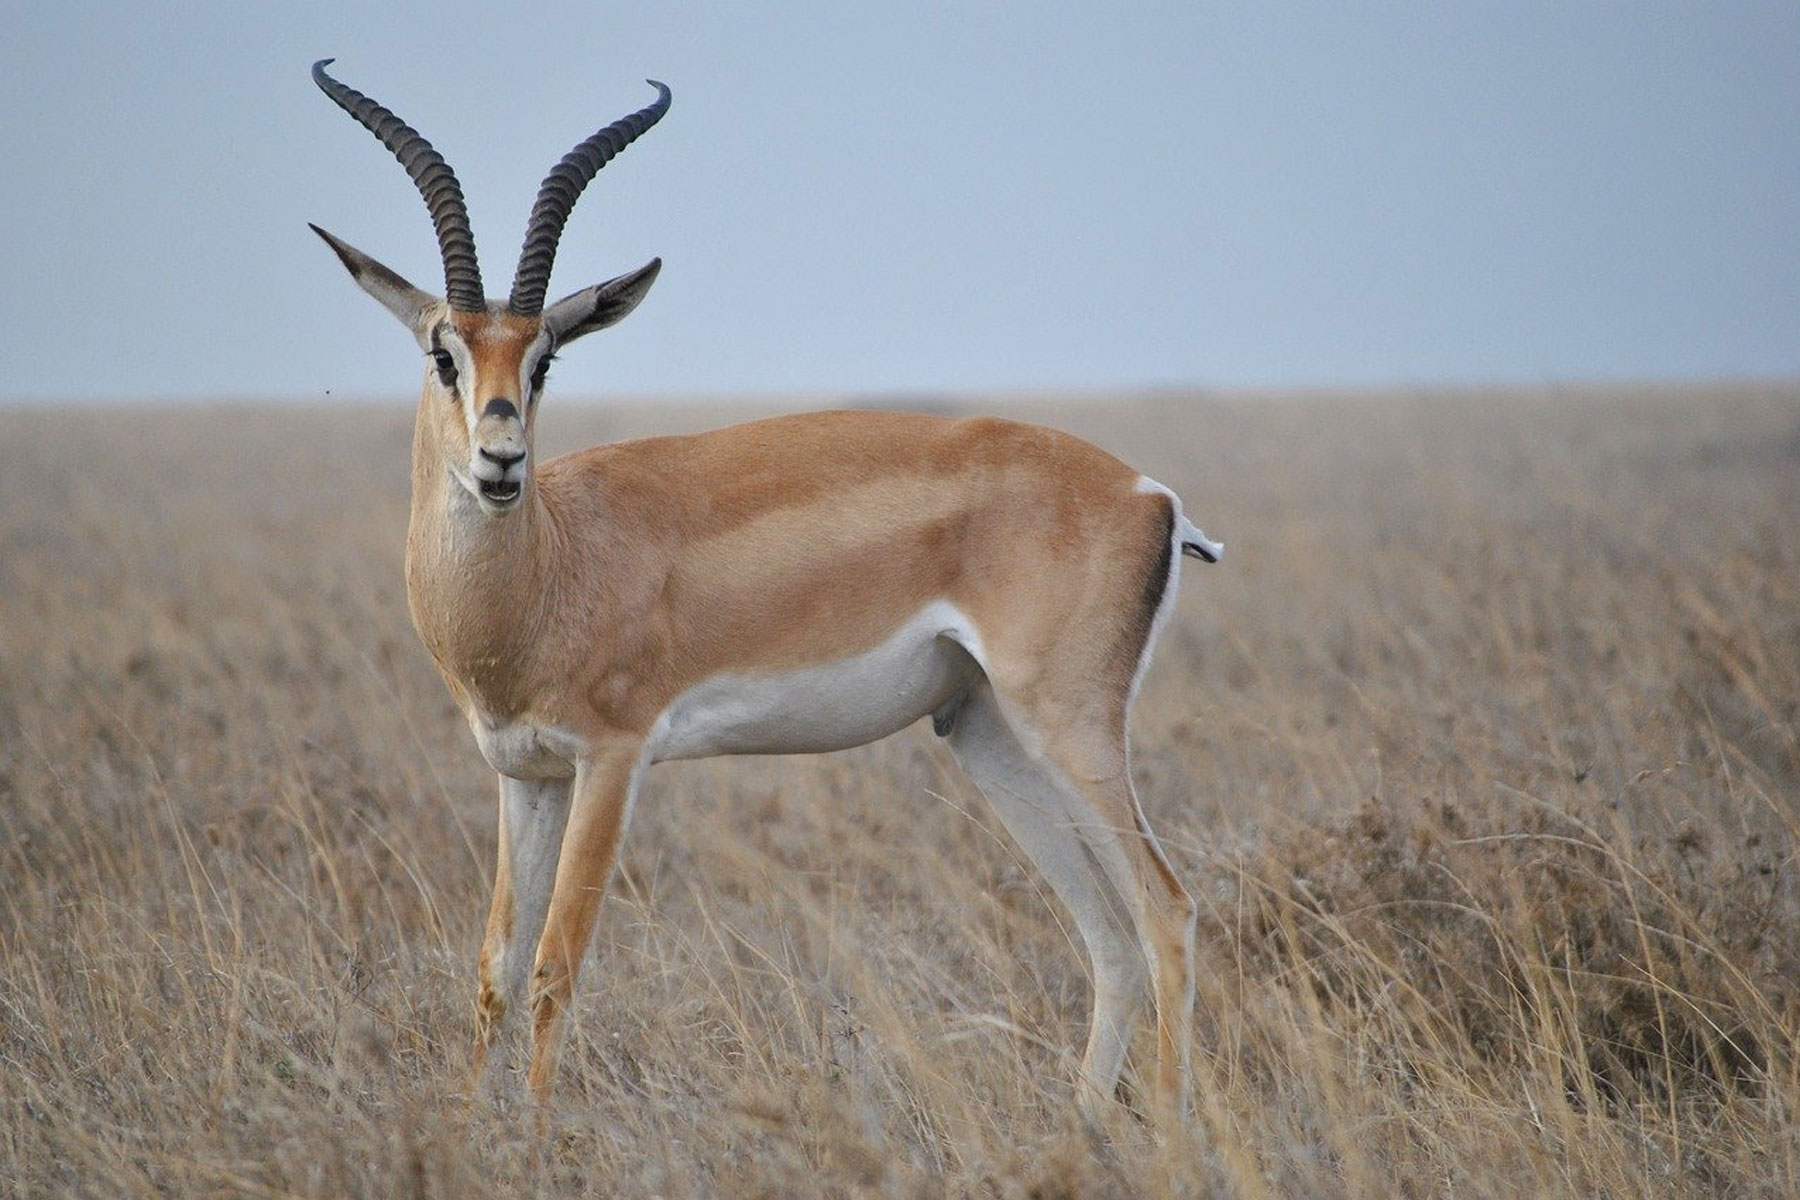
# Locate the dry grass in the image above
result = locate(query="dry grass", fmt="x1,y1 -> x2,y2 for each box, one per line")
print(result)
2,384 -> 1797,1197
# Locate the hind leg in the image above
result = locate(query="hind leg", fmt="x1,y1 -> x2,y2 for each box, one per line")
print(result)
950,680 -> 1188,1115
1104,770 -> 1197,1118
1039,708 -> 1197,1120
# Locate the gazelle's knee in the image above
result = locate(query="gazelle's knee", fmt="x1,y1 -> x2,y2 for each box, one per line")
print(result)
525,957 -> 575,1094
1139,854 -> 1197,940
531,954 -> 579,1035
475,944 -> 510,1031
475,980 -> 507,1037
1164,885 -> 1198,942
1145,888 -> 1197,998
531,952 -> 570,999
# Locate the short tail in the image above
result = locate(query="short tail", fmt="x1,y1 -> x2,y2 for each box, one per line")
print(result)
1178,516 -> 1223,564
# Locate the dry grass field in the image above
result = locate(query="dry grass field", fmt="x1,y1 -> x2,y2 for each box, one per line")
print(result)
3,384 -> 1798,1197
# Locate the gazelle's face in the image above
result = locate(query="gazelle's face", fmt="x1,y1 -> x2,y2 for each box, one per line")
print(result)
423,309 -> 554,515
309,225 -> 661,519
311,63 -> 669,518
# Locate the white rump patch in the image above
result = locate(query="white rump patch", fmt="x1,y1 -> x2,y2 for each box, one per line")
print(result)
1129,475 -> 1221,703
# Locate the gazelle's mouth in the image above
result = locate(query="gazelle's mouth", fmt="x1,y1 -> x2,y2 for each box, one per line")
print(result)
479,478 -> 522,505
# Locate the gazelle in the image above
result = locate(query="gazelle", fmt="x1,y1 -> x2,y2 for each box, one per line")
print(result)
310,59 -> 1223,1119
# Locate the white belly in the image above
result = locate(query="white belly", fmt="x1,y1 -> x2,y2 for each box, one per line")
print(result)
648,601 -> 986,763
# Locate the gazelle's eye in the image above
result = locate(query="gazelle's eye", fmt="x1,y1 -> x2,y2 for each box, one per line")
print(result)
530,354 -> 555,391
429,350 -> 458,389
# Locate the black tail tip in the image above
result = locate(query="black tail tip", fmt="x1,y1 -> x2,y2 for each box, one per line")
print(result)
1181,541 -> 1219,564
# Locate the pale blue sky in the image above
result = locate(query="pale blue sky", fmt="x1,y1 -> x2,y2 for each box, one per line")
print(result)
1,3 -> 1795,402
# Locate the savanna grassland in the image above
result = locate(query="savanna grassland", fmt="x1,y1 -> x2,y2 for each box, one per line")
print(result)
2,385 -> 1798,1198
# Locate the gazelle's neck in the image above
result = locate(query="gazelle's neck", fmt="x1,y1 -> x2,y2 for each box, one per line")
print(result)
404,412 -> 555,715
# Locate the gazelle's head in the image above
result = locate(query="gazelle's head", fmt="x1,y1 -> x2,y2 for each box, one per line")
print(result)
311,59 -> 666,515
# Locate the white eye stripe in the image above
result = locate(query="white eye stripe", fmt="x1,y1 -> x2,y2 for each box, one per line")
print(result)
520,339 -> 556,397
429,329 -> 475,384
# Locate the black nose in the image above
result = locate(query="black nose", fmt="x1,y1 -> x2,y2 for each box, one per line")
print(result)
480,445 -> 525,468
483,398 -> 519,420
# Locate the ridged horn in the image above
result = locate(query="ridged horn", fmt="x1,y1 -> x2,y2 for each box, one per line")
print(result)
311,59 -> 487,313
508,81 -> 671,318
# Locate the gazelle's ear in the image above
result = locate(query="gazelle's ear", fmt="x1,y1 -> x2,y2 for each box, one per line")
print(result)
310,223 -> 440,344
542,259 -> 661,346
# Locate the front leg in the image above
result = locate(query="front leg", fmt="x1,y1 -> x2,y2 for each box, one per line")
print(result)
527,738 -> 648,1100
473,774 -> 572,1090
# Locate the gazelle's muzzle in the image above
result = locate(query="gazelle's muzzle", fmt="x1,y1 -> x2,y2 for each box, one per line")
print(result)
472,402 -> 528,508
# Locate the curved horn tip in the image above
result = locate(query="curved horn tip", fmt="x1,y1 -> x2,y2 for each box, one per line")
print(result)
312,58 -> 337,78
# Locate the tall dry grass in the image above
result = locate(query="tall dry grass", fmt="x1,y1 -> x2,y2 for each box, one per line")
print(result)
1,385 -> 1796,1197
